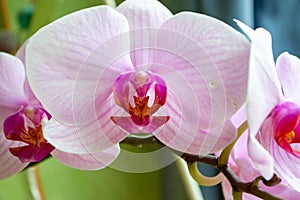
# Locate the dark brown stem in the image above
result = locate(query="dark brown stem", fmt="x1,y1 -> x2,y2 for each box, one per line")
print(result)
121,136 -> 283,200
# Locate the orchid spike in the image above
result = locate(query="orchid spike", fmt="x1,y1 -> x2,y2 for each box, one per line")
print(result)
26,0 -> 249,158
0,49 -> 119,180
237,20 -> 300,192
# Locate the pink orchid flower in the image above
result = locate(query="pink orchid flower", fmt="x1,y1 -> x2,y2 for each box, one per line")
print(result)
221,127 -> 300,199
26,0 -> 249,157
236,20 -> 300,191
0,47 -> 119,180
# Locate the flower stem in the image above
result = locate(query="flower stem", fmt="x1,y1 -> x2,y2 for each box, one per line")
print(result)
187,162 -> 224,186
26,166 -> 46,200
0,0 -> 10,29
176,158 -> 204,200
218,121 -> 248,167
233,191 -> 243,200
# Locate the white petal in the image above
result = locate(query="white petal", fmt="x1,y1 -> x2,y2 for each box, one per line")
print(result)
116,0 -> 172,67
52,145 -> 120,170
247,28 -> 282,136
276,52 -> 300,103
0,52 -> 28,108
0,133 -> 28,180
248,133 -> 274,180
26,6 -> 130,125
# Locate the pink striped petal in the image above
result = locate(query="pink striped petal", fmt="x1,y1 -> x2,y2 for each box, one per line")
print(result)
116,0 -> 172,30
260,117 -> 300,191
26,6 -> 130,125
111,116 -> 169,134
155,13 -> 249,119
276,52 -> 300,103
0,106 -> 18,134
230,103 -> 247,128
154,81 -> 237,154
71,33 -> 133,127
247,133 -> 274,180
51,145 -> 120,170
231,128 -> 248,162
44,98 -> 128,154
0,133 -> 28,180
134,13 -> 249,154
116,0 -> 172,67
15,39 -> 39,105
43,119 -> 103,154
158,12 -> 249,117
237,22 -> 283,137
0,52 -> 28,108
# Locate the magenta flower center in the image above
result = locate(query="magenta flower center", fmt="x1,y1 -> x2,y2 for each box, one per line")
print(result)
272,102 -> 300,158
111,71 -> 169,133
20,124 -> 44,147
129,96 -> 151,126
3,106 -> 54,162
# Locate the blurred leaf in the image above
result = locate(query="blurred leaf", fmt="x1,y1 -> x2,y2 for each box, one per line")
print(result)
115,0 -> 125,6
27,0 -> 115,38
0,150 -> 192,199
38,155 -> 191,200
159,0 -> 200,13
6,0 -> 32,32
0,171 -> 32,200
18,5 -> 34,29
38,158 -> 162,200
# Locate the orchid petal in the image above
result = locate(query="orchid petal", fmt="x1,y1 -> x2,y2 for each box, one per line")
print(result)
44,100 -> 128,154
138,12 -> 249,154
231,128 -> 249,163
116,0 -> 172,67
116,0 -> 172,30
272,102 -> 300,145
157,12 -> 249,118
246,27 -> 283,136
260,117 -> 300,191
15,39 -> 39,105
223,131 -> 300,199
71,32 -> 133,127
52,145 -> 120,170
264,184 -> 300,199
248,130 -> 274,180
230,103 -> 247,129
43,119 -> 101,154
111,116 -> 169,134
9,143 -> 54,163
276,52 -> 300,103
0,52 -> 28,108
234,19 -> 255,40
191,120 -> 237,154
26,6 -> 131,125
0,106 -> 17,134
0,133 -> 28,180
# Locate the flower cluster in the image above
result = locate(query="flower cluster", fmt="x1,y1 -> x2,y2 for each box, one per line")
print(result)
0,0 -> 299,199
221,21 -> 300,199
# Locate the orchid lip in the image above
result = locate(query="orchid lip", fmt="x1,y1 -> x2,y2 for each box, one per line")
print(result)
111,71 -> 169,133
3,106 -> 54,162
272,101 -> 300,158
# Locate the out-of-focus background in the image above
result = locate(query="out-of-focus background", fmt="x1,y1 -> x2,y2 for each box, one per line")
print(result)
0,0 -> 299,199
